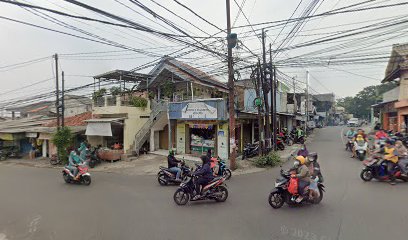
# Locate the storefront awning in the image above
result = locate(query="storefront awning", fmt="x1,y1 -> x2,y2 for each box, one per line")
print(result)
85,122 -> 112,136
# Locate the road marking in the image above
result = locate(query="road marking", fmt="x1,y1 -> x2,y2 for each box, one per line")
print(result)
340,126 -> 346,145
28,215 -> 41,234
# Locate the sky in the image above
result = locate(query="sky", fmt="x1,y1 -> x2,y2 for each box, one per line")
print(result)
0,0 -> 407,110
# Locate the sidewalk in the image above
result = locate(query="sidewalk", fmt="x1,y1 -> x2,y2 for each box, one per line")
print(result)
0,131 -> 315,176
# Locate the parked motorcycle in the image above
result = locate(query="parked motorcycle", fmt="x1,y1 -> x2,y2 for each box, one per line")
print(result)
173,175 -> 228,205
242,142 -> 259,159
291,132 -> 305,144
283,133 -> 294,146
50,154 -> 62,165
360,155 -> 408,182
276,137 -> 285,150
355,140 -> 368,161
88,146 -> 102,168
157,160 -> 191,186
62,162 -> 91,185
268,168 -> 325,209
0,147 -> 21,161
211,156 -> 232,180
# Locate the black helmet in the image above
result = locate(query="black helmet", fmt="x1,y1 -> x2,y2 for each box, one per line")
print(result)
386,139 -> 395,145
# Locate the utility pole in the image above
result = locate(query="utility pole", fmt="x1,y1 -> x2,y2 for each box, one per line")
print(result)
269,44 -> 276,151
61,71 -> 65,127
54,53 -> 60,130
226,0 -> 236,169
305,70 -> 310,136
255,62 -> 263,156
261,29 -> 271,150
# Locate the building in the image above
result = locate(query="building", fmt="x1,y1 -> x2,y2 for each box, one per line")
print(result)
378,43 -> 408,132
313,93 -> 335,126
6,95 -> 92,119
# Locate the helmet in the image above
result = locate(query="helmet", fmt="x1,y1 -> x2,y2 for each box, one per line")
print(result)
169,150 -> 174,156
295,156 -> 306,165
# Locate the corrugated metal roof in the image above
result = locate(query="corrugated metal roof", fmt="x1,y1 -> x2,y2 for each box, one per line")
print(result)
85,118 -> 125,123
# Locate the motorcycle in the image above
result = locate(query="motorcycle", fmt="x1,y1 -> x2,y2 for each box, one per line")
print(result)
360,155 -> 408,182
345,136 -> 353,151
0,147 -> 21,161
242,142 -> 259,159
157,160 -> 191,186
211,156 -> 232,180
283,133 -> 294,146
88,146 -> 102,168
355,140 -> 368,161
62,162 -> 91,185
173,174 -> 228,205
268,168 -> 325,209
374,137 -> 386,149
291,132 -> 305,144
50,154 -> 62,165
277,137 -> 285,150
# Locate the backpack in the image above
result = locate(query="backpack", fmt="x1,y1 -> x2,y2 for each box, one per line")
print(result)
288,177 -> 299,195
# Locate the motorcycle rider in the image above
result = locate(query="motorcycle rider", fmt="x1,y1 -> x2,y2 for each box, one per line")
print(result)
297,144 -> 309,158
67,148 -> 83,180
296,126 -> 304,142
192,155 -> 214,200
375,129 -> 388,140
378,139 -> 399,185
78,141 -> 89,161
167,150 -> 182,182
395,140 -> 408,177
351,129 -> 368,158
292,156 -> 310,203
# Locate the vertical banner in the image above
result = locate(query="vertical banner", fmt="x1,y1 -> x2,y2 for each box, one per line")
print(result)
217,123 -> 228,161
176,123 -> 186,154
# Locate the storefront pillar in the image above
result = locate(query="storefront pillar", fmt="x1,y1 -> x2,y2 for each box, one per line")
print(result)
150,130 -> 155,152
42,140 -> 47,158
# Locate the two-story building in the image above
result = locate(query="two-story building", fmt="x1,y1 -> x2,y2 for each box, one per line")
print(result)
379,43 -> 408,132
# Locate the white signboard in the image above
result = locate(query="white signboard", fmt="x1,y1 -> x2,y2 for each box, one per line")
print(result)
217,123 -> 228,160
176,123 -> 186,154
181,102 -> 217,119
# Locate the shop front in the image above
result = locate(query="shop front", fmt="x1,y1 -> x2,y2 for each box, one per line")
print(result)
169,99 -> 229,160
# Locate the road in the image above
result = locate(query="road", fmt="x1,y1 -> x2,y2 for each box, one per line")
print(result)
0,126 -> 407,240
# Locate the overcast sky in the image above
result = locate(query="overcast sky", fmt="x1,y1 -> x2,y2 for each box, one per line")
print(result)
0,0 -> 407,108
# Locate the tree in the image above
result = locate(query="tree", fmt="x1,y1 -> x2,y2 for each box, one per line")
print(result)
52,127 -> 73,164
110,86 -> 121,96
337,82 -> 398,118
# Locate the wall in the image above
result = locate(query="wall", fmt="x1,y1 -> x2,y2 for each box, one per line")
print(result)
383,86 -> 400,102
93,101 -> 151,153
399,70 -> 408,100
87,135 -> 104,147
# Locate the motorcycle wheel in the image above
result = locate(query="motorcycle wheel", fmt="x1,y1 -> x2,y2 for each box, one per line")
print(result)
50,159 -> 59,165
360,169 -> 373,181
358,153 -> 365,161
89,160 -> 96,168
278,144 -> 285,151
300,138 -> 305,144
174,189 -> 190,205
268,190 -> 284,209
215,186 -> 229,202
314,188 -> 324,204
223,169 -> 232,180
158,173 -> 168,186
81,175 -> 91,186
242,154 -> 246,160
287,139 -> 293,146
63,172 -> 71,183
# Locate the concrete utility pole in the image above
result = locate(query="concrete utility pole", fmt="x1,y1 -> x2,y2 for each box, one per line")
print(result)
226,0 -> 236,169
255,62 -> 263,156
269,44 -> 277,151
261,29 -> 271,150
54,53 -> 60,130
61,71 -> 65,127
305,70 -> 310,136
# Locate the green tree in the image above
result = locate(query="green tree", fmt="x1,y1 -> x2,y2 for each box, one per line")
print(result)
52,127 -> 73,164
110,86 -> 121,96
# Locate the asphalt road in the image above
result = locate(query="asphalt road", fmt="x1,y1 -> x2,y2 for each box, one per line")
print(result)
1,126 -> 407,240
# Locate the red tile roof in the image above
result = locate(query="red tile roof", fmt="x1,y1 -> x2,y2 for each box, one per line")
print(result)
43,112 -> 94,127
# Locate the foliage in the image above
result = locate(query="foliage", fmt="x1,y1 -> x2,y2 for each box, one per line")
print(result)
92,88 -> 107,100
130,96 -> 148,108
162,80 -> 175,99
148,91 -> 155,99
336,82 -> 397,118
52,127 -> 73,164
254,151 -> 281,168
110,86 -> 121,96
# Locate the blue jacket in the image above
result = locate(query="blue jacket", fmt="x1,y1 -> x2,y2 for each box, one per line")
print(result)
68,151 -> 82,167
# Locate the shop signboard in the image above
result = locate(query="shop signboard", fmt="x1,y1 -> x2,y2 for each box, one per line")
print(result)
217,123 -> 229,161
176,123 -> 186,154
181,102 -> 217,119
169,99 -> 227,120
